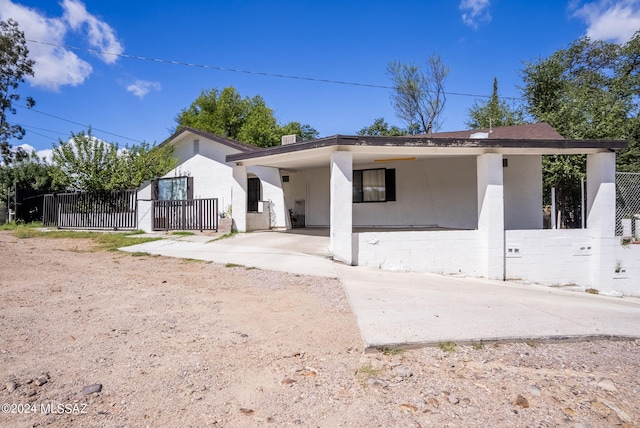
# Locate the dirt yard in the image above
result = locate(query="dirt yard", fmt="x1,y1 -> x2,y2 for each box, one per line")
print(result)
1,231 -> 639,427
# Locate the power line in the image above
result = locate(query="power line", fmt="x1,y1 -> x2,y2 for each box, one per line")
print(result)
26,39 -> 523,100
14,103 -> 144,143
20,125 -> 58,141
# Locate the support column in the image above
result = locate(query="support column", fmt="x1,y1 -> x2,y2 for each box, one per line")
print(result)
477,154 -> 505,280
330,151 -> 353,265
587,152 -> 616,288
231,164 -> 247,232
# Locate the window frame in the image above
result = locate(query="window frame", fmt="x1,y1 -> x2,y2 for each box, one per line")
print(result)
352,168 -> 396,203
152,176 -> 193,201
247,177 -> 261,212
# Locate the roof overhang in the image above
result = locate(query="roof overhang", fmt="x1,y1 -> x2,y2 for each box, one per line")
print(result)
226,135 -> 628,169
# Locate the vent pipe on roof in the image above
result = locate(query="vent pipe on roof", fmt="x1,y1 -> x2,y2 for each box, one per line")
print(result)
281,135 -> 301,145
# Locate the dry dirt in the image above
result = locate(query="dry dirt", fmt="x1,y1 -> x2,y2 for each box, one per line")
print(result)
0,230 -> 639,428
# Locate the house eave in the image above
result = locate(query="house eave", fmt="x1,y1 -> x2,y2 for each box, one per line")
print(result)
226,135 -> 628,167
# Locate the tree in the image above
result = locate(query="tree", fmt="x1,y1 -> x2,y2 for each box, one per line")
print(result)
278,122 -> 319,141
0,19 -> 35,164
466,78 -> 526,129
387,54 -> 449,134
357,118 -> 406,136
0,150 -> 57,211
521,31 -> 640,226
51,129 -> 176,191
175,87 -> 318,147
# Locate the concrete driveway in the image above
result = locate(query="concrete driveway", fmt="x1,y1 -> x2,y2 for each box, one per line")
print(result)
123,229 -> 640,349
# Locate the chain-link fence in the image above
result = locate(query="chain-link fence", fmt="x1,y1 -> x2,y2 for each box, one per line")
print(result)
616,172 -> 640,237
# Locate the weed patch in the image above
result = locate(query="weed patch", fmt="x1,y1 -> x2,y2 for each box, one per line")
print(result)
9,227 -> 161,252
438,341 -> 457,353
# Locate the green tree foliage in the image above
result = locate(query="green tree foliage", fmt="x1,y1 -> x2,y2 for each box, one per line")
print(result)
387,54 -> 450,134
357,118 -> 406,136
175,87 -> 318,147
0,150 -> 56,208
0,19 -> 35,164
51,130 -> 176,191
466,78 -> 526,129
521,32 -> 640,225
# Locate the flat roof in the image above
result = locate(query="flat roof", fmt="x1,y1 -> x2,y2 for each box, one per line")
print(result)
227,135 -> 627,167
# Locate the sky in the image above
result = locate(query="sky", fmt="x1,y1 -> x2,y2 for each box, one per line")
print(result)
2,0 -> 640,160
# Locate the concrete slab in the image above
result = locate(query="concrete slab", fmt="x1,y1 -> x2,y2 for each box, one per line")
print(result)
336,265 -> 640,349
120,229 -> 640,349
121,230 -> 338,278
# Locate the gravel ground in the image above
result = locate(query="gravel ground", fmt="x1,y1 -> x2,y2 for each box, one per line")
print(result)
0,231 -> 638,427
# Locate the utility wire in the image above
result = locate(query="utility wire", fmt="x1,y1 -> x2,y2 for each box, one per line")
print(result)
26,39 -> 523,100
15,103 -> 144,143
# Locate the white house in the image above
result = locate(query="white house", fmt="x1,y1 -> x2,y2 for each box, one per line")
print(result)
137,128 -> 288,232
139,124 -> 640,296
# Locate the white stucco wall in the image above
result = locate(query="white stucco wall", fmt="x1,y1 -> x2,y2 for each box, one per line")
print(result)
298,157 -> 479,229
247,166 -> 287,228
354,157 -> 478,229
137,136 -> 240,231
304,168 -> 331,226
354,230 -> 483,275
503,155 -> 543,230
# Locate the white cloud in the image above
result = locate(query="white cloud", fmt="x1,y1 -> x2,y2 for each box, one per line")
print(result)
459,0 -> 492,28
572,0 -> 640,43
61,0 -> 123,63
126,80 -> 161,99
15,143 -> 53,163
0,0 -> 122,90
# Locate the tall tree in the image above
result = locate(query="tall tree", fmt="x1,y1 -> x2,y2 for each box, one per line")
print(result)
0,19 -> 35,164
387,54 -> 449,134
51,130 -> 176,191
357,118 -> 406,136
521,31 -> 640,226
175,87 -> 318,147
466,78 -> 526,129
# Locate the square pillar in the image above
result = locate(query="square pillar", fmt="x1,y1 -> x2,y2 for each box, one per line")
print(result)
477,154 -> 505,280
330,151 -> 353,265
587,152 -> 616,288
231,164 -> 247,232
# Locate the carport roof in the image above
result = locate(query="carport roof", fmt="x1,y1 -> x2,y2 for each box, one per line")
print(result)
226,134 -> 627,169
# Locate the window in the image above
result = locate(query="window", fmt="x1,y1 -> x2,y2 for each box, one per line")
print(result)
152,176 -> 193,200
353,168 -> 396,203
247,177 -> 261,212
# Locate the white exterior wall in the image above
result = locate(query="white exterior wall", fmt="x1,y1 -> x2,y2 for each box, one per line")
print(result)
353,157 -> 478,229
304,168 -> 331,226
505,229 -> 593,286
247,166 -> 287,228
136,136 -> 238,231
354,230 -> 483,275
504,155 -> 543,229
297,157 -> 478,229
612,243 -> 640,296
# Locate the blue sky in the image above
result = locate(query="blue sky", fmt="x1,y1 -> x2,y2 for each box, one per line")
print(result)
2,0 -> 640,159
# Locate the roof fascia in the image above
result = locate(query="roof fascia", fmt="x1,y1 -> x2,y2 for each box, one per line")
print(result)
227,135 -> 627,163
